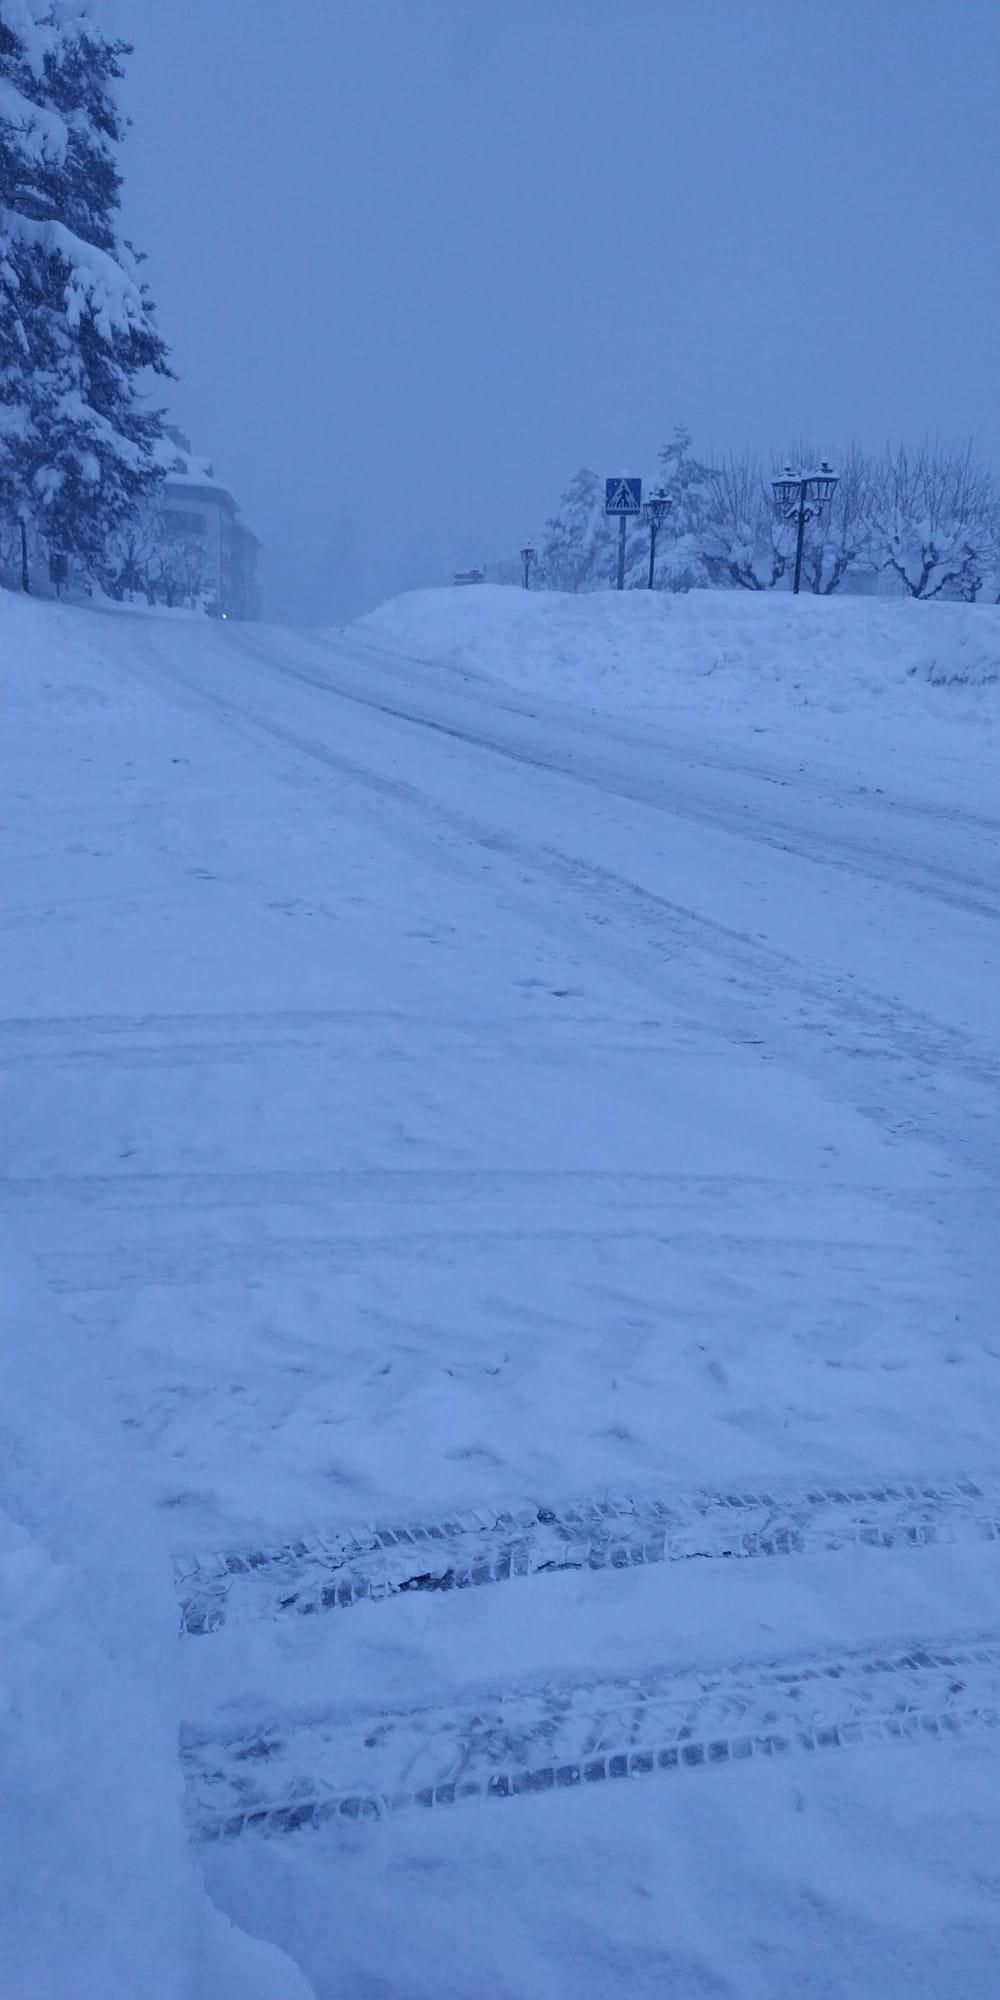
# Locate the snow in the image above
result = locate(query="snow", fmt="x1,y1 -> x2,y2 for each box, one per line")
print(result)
352,582 -> 1000,811
0,0 -> 58,76
2,580 -> 999,1997
0,1228 -> 311,1998
9,213 -> 150,342
157,436 -> 228,492
0,74 -> 67,162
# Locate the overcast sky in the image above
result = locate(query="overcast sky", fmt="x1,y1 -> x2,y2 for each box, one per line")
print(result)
103,0 -> 1000,625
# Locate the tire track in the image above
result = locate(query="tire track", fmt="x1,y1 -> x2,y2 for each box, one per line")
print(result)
240,634 -> 1000,921
331,630 -> 1000,838
129,638 -> 1000,1176
44,1220 -> 913,1295
0,1008 -> 675,1073
186,1634 -> 1000,1841
174,1476 -> 1000,1636
0,1165 -> 826,1215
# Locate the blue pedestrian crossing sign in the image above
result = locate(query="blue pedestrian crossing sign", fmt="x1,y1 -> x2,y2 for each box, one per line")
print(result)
604,476 -> 643,516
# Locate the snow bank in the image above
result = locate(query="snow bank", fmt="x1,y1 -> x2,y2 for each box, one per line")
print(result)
0,1235 -> 311,2000
349,584 -> 1000,800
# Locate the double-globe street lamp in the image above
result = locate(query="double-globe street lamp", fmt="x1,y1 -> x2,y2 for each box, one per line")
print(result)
772,461 -> 839,595
643,487 -> 673,589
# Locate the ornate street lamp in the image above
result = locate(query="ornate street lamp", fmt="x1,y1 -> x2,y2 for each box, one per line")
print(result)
520,543 -> 536,590
772,460 -> 839,594
643,487 -> 673,589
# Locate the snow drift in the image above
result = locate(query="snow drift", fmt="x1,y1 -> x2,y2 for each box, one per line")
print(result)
350,584 -> 1000,805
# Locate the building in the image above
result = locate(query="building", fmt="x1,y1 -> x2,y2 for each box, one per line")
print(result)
160,429 -> 261,620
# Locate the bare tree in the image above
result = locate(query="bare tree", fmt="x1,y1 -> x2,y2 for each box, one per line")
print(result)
157,523 -> 210,609
700,452 -> 791,590
780,442 -> 879,595
97,504 -> 211,610
99,511 -> 164,605
870,442 -> 997,600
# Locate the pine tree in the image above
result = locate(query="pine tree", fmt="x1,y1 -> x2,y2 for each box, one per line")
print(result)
625,426 -> 716,590
0,2 -> 169,576
539,441 -> 715,595
538,467 -> 646,591
0,3 -> 58,537
537,468 -> 604,590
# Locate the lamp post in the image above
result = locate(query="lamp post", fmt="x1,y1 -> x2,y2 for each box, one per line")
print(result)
18,518 -> 29,594
771,460 -> 839,595
520,543 -> 536,590
643,487 -> 673,589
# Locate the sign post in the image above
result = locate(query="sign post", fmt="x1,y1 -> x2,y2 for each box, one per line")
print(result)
604,478 -> 642,590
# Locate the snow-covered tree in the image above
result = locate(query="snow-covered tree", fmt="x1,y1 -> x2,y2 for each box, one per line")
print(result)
97,496 -> 172,603
535,436 -> 1000,602
540,467 -> 652,591
0,2 -> 169,575
537,467 -> 618,591
98,498 -> 211,609
157,512 -> 210,610
780,442 -> 879,596
869,442 -> 997,600
97,513 -> 155,601
624,426 -> 716,590
699,451 -> 791,590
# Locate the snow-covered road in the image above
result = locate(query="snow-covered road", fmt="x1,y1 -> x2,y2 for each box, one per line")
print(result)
4,597 -> 999,1997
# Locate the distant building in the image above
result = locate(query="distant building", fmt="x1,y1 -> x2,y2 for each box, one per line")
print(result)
160,429 -> 261,620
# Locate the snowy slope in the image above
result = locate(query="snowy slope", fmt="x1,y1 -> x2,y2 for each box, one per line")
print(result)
351,583 -> 1000,812
2,584 -> 999,1998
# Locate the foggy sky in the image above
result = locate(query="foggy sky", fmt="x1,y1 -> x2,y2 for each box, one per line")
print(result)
103,0 -> 1000,625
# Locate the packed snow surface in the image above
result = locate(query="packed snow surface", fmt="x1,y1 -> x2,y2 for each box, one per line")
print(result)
2,581 -> 999,1998
0,1233 -> 310,1999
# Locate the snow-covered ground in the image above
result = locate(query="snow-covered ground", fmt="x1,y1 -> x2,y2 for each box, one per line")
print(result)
0,1236 -> 308,2000
354,583 -> 1000,813
2,582 -> 999,1997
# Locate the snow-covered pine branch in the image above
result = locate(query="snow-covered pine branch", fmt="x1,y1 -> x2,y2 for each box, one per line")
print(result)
537,467 -> 626,592
622,427 -> 718,592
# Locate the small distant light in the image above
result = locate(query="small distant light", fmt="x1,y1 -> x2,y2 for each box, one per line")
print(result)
221,612 -> 228,620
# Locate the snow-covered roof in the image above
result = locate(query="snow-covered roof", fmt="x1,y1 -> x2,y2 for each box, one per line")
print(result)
158,427 -> 224,490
